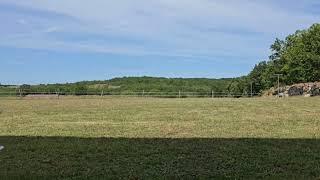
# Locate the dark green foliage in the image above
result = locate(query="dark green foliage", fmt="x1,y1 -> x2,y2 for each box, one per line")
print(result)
73,84 -> 88,95
227,77 -> 250,95
105,77 -> 234,93
248,61 -> 268,92
282,25 -> 320,84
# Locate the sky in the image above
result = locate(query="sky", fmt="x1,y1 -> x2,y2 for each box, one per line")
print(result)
0,0 -> 319,84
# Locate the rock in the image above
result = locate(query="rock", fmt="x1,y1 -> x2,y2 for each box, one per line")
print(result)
265,82 -> 320,97
288,86 -> 304,96
0,145 -> 4,151
308,84 -> 320,96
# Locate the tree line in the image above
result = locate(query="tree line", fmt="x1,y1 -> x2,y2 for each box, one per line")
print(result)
8,77 -> 236,96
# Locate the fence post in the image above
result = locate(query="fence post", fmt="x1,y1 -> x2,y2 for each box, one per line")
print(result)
56,90 -> 60,99
101,90 -> 104,97
179,90 -> 181,98
19,89 -> 22,99
212,90 -> 214,99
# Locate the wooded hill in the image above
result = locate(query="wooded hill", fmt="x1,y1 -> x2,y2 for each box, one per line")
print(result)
13,77 -> 237,95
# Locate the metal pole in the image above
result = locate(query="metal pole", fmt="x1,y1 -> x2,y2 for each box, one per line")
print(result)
274,74 -> 283,97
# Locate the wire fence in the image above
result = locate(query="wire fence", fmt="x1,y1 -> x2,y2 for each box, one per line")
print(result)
0,91 -> 261,99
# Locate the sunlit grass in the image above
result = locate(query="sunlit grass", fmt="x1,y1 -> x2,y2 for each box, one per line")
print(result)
1,97 -> 320,138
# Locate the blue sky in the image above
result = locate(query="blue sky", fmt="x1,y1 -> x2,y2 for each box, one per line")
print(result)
0,0 -> 319,84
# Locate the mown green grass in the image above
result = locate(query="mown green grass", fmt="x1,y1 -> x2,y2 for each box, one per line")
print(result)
0,97 -> 320,179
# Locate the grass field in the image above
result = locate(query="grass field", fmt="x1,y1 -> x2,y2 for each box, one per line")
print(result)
0,97 -> 320,179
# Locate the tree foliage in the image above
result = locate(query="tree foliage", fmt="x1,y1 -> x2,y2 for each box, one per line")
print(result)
247,23 -> 320,92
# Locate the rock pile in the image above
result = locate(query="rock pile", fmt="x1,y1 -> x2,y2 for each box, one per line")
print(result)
265,82 -> 320,97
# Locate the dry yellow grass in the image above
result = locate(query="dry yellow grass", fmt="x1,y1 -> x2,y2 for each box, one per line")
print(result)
1,97 -> 320,138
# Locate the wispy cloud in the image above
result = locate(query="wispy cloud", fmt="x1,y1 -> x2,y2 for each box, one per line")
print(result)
0,0 -> 319,61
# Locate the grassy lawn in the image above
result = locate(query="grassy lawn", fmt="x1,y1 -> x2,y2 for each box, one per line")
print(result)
0,97 -> 320,179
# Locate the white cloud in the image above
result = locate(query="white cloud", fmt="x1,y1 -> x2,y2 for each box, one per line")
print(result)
0,0 -> 319,61
5,0 -> 318,33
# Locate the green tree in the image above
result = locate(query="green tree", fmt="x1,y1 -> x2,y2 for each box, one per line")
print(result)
248,23 -> 320,91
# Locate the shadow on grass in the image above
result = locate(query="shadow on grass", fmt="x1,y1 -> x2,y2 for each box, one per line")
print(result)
0,136 -> 320,179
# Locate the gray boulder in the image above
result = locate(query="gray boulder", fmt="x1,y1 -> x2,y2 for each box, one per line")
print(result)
288,86 -> 304,96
